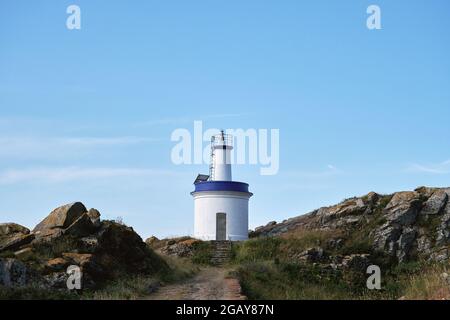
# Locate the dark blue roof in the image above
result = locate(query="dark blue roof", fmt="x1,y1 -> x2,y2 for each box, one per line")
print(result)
192,181 -> 251,193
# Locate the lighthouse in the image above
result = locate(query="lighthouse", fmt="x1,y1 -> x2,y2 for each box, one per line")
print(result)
191,131 -> 253,241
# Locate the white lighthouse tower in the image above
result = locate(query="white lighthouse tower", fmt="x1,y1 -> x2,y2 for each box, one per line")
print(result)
191,131 -> 253,241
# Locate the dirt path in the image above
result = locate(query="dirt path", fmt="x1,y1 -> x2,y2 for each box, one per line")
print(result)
146,267 -> 246,300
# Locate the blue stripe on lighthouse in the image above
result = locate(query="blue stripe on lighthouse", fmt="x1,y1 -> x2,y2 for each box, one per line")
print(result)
193,181 -> 250,193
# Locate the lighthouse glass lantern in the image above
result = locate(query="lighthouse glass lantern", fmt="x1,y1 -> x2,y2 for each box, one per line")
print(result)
191,131 -> 253,241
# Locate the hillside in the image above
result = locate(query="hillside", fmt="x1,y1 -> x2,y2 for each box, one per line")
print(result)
251,186 -> 450,263
0,202 -> 179,299
232,186 -> 450,299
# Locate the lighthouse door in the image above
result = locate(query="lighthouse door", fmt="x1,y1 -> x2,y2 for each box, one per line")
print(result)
216,212 -> 227,240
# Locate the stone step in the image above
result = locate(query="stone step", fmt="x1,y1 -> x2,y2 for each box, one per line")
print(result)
210,240 -> 232,266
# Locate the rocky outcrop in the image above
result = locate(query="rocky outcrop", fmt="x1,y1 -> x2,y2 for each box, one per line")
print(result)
0,233 -> 34,253
252,186 -> 450,264
0,202 -> 168,291
384,191 -> 421,226
0,258 -> 28,287
31,202 -> 92,243
0,223 -> 34,253
93,221 -> 166,276
33,202 -> 87,233
437,211 -> 450,245
0,223 -> 30,236
86,209 -> 101,227
420,189 -> 448,216
333,254 -> 371,272
292,247 -> 327,263
371,192 -> 423,262
147,236 -> 202,258
64,213 -> 96,238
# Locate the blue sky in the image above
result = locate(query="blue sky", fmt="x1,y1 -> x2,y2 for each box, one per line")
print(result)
1,1 -> 449,239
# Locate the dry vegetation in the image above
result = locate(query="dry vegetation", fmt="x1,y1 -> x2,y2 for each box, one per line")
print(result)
230,230 -> 450,300
84,255 -> 199,300
401,264 -> 450,300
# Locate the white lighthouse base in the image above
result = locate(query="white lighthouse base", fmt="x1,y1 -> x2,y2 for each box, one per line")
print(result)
192,191 -> 250,241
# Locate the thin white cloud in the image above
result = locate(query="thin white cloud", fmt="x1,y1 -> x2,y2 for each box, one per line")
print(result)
59,136 -> 158,146
284,165 -> 344,179
134,113 -> 248,127
405,160 -> 450,175
0,136 -> 157,158
0,167 -> 183,185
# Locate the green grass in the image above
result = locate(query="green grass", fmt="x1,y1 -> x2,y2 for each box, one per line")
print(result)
236,259 -> 442,300
377,195 -> 393,210
231,230 -> 340,264
0,250 -> 15,259
415,214 -> 442,247
231,237 -> 282,263
401,263 -> 450,299
230,230 -> 445,300
237,261 -> 353,300
191,241 -> 214,265
0,285 -> 80,300
83,275 -> 159,300
82,254 -> 199,300
339,238 -> 372,256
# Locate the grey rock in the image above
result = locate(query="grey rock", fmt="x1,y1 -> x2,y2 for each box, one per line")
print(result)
32,228 -> 65,243
0,233 -> 35,252
0,258 -> 28,287
162,242 -> 196,257
372,222 -> 402,253
342,254 -> 371,271
43,271 -> 68,289
87,208 -> 101,227
420,189 -> 448,215
364,192 -> 380,205
0,223 -> 30,236
318,198 -> 366,226
45,258 -> 70,272
65,213 -> 96,238
396,228 -> 417,262
417,236 -> 432,255
415,186 -> 437,198
429,247 -> 449,262
436,200 -> 450,245
384,192 -> 421,226
79,236 -> 99,252
33,202 -> 87,233
145,236 -> 159,247
295,247 -> 327,263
